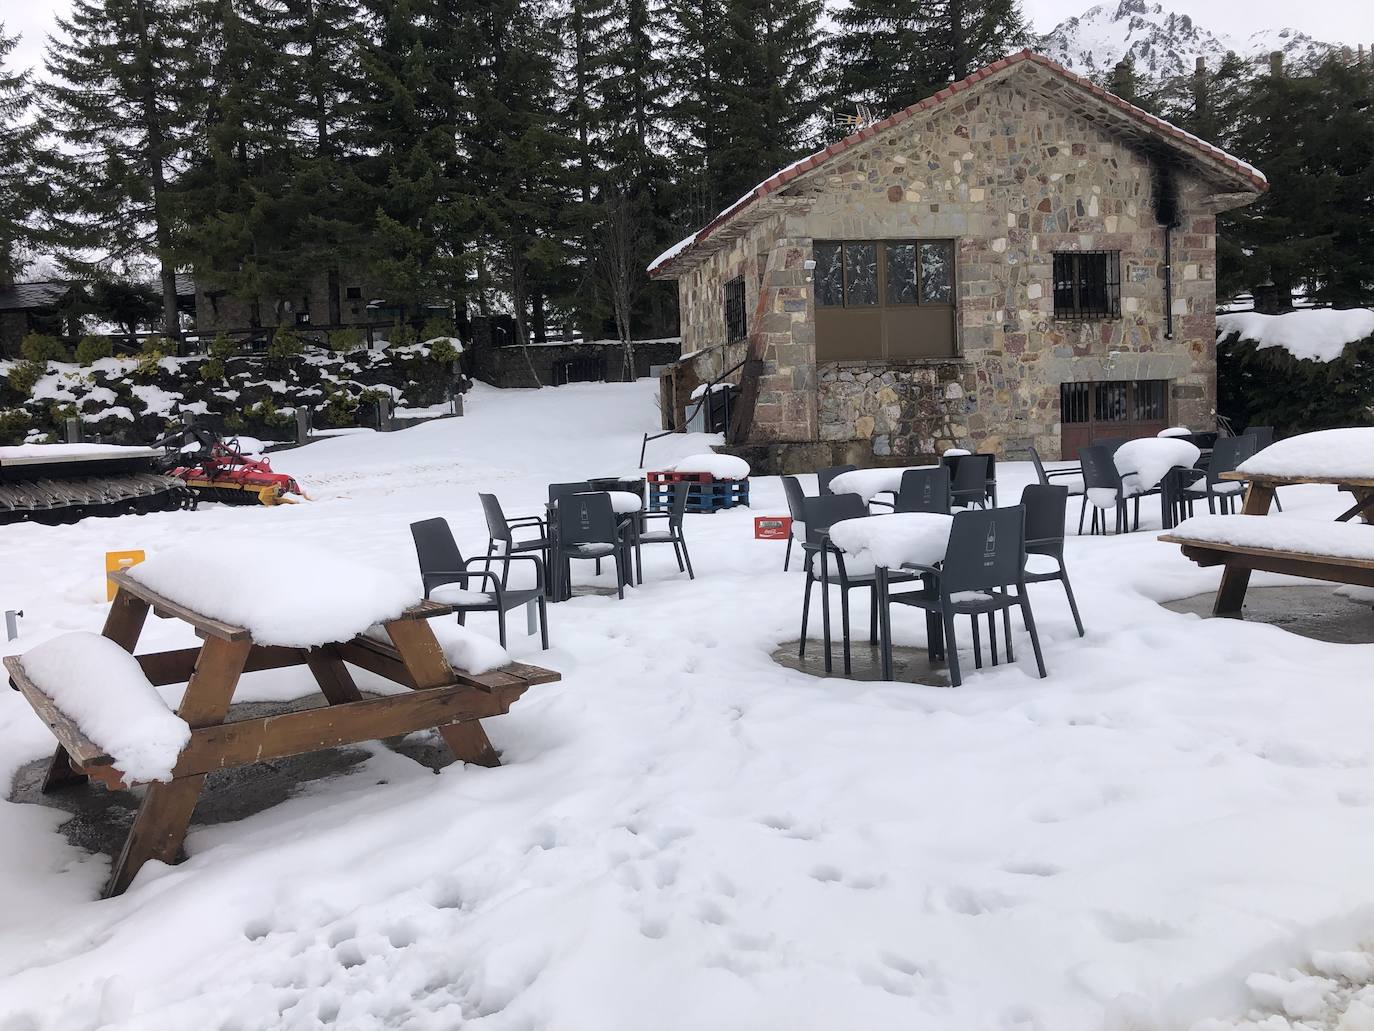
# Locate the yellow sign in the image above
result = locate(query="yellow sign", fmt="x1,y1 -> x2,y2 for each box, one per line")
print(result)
105,550 -> 146,601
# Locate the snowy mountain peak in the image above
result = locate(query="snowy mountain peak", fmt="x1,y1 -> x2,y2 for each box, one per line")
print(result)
1041,1 -> 1333,79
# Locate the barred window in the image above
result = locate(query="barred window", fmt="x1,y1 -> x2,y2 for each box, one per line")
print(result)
1053,251 -> 1121,320
724,276 -> 747,342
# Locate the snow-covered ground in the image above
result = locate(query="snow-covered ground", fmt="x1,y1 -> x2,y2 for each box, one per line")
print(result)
1,379 -> 1373,1031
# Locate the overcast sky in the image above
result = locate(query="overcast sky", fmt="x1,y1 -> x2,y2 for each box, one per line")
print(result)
6,0 -> 1374,76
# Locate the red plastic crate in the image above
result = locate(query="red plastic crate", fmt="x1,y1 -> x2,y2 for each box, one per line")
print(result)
754,516 -> 792,540
647,469 -> 715,485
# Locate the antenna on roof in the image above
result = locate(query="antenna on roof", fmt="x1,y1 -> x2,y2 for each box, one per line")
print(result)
832,104 -> 878,133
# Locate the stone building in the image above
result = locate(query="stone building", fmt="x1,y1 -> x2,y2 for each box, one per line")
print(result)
193,268 -> 448,335
649,50 -> 1265,468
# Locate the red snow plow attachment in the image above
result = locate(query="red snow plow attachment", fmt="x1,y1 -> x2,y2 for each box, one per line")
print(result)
162,429 -> 307,507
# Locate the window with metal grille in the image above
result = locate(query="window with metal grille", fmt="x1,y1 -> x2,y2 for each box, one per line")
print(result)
1052,251 -> 1121,320
724,276 -> 747,342
1060,379 -> 1168,423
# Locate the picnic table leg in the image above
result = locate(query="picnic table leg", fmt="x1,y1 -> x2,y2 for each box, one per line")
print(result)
41,743 -> 88,792
1213,483 -> 1276,617
304,645 -> 364,704
385,619 -> 502,768
106,636 -> 252,897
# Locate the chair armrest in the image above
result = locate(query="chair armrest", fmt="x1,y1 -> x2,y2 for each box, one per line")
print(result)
508,515 -> 546,529
1045,467 -> 1082,479
424,567 -> 503,600
641,510 -> 672,520
868,499 -> 895,511
898,561 -> 943,577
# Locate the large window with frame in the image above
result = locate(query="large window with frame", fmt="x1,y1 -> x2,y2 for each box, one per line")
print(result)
813,239 -> 957,360
1053,251 -> 1122,320
724,276 -> 747,343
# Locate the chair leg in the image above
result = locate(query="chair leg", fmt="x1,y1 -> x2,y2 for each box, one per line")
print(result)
970,615 -> 982,670
869,585 -> 878,645
783,536 -> 793,571
1060,568 -> 1085,637
456,610 -> 467,626
538,595 -> 549,649
1002,603 -> 1014,662
1133,495 -> 1140,532
484,541 -> 496,580
799,569 -> 813,658
840,584 -> 852,676
988,612 -> 998,666
615,554 -> 625,600
680,533 -> 695,580
1019,591 -> 1048,679
496,608 -> 507,649
671,539 -> 685,572
1078,496 -> 1088,535
1274,490 -> 1283,513
942,608 -> 962,687
595,558 -> 602,576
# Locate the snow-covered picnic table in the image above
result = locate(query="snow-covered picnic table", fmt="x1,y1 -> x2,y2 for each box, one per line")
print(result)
1160,428 -> 1374,614
2,544 -> 559,897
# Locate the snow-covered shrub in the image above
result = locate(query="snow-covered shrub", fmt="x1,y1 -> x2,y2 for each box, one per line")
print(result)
0,407 -> 30,445
7,360 -> 45,396
429,337 -> 461,363
419,317 -> 453,342
74,335 -> 113,365
20,333 -> 67,364
1218,326 -> 1374,434
388,323 -> 417,346
267,328 -> 304,364
329,327 -> 363,350
198,357 -> 225,382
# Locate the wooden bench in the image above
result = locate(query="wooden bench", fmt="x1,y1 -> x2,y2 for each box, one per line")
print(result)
1160,516 -> 1374,615
5,569 -> 560,896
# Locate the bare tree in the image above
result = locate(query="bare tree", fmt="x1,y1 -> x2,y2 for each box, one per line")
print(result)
592,185 -> 641,380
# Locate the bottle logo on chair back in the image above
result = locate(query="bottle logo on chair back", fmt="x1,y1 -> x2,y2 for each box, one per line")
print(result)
983,523 -> 997,563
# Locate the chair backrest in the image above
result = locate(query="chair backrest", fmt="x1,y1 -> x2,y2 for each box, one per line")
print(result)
896,466 -> 951,514
801,493 -> 867,548
548,481 -> 593,504
1020,484 -> 1067,551
1078,445 -> 1121,492
1094,436 -> 1128,453
1245,425 -> 1275,450
950,454 -> 991,499
478,493 -> 511,544
1028,447 -> 1051,487
1208,434 -> 1258,484
557,491 -> 618,547
410,517 -> 466,590
782,475 -> 809,524
664,481 -> 690,527
940,506 -> 1027,594
817,465 -> 857,496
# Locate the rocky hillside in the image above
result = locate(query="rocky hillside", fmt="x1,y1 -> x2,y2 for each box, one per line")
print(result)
1041,0 -> 1332,79
0,341 -> 464,447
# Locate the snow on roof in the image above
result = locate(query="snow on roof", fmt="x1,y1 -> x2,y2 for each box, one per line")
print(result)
127,542 -> 422,648
21,632 -> 190,783
648,48 -> 1266,278
1217,308 -> 1374,363
1238,428 -> 1374,482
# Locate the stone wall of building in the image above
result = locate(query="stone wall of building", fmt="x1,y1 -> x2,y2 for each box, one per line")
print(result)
670,72 -> 1240,462
194,269 -> 391,333
818,359 -> 976,462
472,339 -> 681,389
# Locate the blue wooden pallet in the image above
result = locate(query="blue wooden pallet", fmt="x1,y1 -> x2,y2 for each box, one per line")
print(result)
649,479 -> 750,513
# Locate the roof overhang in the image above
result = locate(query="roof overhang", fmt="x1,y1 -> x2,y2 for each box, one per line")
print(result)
649,49 -> 1266,280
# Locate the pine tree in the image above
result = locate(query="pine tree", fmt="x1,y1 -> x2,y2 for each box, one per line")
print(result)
831,0 -> 1028,115
43,0 -> 197,336
0,25 -> 49,283
661,0 -> 730,226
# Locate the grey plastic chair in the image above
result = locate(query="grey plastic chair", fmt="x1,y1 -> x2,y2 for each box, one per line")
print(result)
1079,444 -> 1142,534
409,516 -> 548,650
555,491 -> 629,599
797,494 -> 920,675
885,506 -> 1046,688
638,482 -> 694,579
548,481 -> 593,504
1020,484 -> 1084,637
1179,434 -> 1257,515
949,454 -> 991,510
817,464 -> 857,496
894,466 -> 951,514
480,493 -> 549,589
1029,446 -> 1085,500
782,475 -> 810,571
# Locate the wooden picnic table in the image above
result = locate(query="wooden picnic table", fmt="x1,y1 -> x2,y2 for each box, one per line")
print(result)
4,569 -> 559,897
1159,471 -> 1374,616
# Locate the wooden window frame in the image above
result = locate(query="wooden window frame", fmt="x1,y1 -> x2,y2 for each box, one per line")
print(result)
814,239 -> 957,310
1052,250 -> 1122,321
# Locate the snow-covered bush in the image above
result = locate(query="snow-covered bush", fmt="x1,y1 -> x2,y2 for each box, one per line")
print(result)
7,360 -> 45,397
74,335 -> 113,365
0,407 -> 30,445
20,334 -> 67,364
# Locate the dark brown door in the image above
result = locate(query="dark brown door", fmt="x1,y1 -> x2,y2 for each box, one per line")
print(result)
1060,380 -> 1169,458
814,240 -> 956,361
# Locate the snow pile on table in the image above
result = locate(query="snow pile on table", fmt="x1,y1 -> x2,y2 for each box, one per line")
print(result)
1239,427 -> 1374,481
1217,307 -> 1374,363
829,512 -> 953,568
127,543 -> 421,647
364,621 -> 509,674
1166,513 -> 1374,561
19,632 -> 189,782
1158,426 -> 1193,437
1115,437 -> 1200,494
828,466 -> 933,502
670,453 -> 750,479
